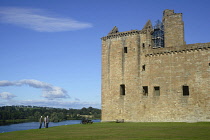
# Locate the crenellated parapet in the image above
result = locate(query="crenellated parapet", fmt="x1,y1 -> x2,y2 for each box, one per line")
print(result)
145,42 -> 210,57
101,30 -> 141,41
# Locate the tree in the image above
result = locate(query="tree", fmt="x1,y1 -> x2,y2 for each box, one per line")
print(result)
34,111 -> 41,121
51,112 -> 59,122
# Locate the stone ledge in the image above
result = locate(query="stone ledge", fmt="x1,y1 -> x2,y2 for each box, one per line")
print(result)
101,30 -> 141,41
145,43 -> 210,57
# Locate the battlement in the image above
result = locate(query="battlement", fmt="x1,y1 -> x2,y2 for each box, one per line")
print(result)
163,9 -> 182,17
145,42 -> 210,57
102,9 -> 185,48
101,29 -> 141,41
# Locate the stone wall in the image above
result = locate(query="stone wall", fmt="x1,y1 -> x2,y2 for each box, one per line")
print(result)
138,43 -> 210,122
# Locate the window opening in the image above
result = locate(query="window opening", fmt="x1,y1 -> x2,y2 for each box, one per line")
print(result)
143,86 -> 148,96
183,86 -> 189,96
124,47 -> 127,53
120,84 -> 125,95
142,65 -> 146,71
142,43 -> 145,48
154,86 -> 160,96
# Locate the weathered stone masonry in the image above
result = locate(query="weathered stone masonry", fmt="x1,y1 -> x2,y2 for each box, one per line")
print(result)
101,9 -> 210,122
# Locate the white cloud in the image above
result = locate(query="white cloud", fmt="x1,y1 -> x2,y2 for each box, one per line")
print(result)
0,80 -> 16,86
0,79 -> 69,99
0,99 -> 101,109
42,86 -> 68,99
0,7 -> 93,32
0,92 -> 16,100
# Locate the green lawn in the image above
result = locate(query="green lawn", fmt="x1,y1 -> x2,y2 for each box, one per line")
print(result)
1,122 -> 210,140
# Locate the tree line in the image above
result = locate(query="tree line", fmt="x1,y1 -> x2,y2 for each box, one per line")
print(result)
0,106 -> 101,123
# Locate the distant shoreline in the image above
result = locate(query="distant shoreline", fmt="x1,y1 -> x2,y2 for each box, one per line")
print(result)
0,118 -> 101,126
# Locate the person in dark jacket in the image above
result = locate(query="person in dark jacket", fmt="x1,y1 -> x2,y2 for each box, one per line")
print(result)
46,116 -> 49,128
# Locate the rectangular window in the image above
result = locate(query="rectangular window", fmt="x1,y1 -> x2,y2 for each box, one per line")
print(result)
142,43 -> 145,48
143,86 -> 148,96
154,86 -> 160,96
124,47 -> 127,53
142,65 -> 146,71
120,84 -> 125,95
183,86 -> 189,96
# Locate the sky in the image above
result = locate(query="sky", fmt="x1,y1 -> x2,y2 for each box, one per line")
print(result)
0,0 -> 209,109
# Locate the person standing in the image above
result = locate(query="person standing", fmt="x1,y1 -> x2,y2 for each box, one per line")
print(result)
44,116 -> 47,128
46,116 -> 49,128
39,116 -> 43,129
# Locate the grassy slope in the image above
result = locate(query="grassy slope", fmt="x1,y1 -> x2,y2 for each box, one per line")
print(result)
1,122 -> 210,140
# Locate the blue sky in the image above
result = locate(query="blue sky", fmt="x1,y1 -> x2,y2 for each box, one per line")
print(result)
0,0 -> 209,109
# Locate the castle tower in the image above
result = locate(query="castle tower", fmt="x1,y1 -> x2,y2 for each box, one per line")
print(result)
163,9 -> 185,47
101,28 -> 141,121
